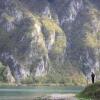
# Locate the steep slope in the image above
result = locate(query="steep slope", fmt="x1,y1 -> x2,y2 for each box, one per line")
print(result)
0,0 -> 100,84
0,0 -> 67,84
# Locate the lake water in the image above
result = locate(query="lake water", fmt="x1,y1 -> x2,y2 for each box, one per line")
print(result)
0,86 -> 84,100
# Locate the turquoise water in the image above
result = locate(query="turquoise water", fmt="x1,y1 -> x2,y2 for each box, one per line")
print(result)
0,86 -> 84,100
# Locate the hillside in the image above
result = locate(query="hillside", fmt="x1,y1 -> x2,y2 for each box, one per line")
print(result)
78,82 -> 100,99
0,0 -> 100,85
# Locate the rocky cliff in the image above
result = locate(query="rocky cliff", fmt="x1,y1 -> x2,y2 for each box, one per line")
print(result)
0,0 -> 100,84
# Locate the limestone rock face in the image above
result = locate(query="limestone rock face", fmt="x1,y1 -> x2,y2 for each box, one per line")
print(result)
0,0 -> 100,84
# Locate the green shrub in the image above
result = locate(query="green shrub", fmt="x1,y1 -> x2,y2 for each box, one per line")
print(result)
52,37 -> 66,54
0,62 -> 6,82
42,17 -> 63,33
21,76 -> 33,84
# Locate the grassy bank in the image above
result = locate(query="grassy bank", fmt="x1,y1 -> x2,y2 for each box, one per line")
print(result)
0,82 -> 85,88
77,82 -> 100,99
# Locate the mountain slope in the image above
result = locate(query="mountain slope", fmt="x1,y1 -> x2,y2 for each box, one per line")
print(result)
0,0 -> 100,84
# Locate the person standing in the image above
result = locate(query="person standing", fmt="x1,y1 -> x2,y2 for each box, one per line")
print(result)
91,72 -> 95,84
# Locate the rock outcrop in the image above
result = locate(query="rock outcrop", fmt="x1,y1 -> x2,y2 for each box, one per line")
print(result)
0,0 -> 100,84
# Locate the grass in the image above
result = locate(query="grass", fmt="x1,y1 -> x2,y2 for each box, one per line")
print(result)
52,37 -> 66,54
42,17 -> 63,33
77,82 -> 100,100
2,13 -> 14,22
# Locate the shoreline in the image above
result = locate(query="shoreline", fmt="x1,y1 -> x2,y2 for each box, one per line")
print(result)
0,93 -> 78,100
0,82 -> 86,87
